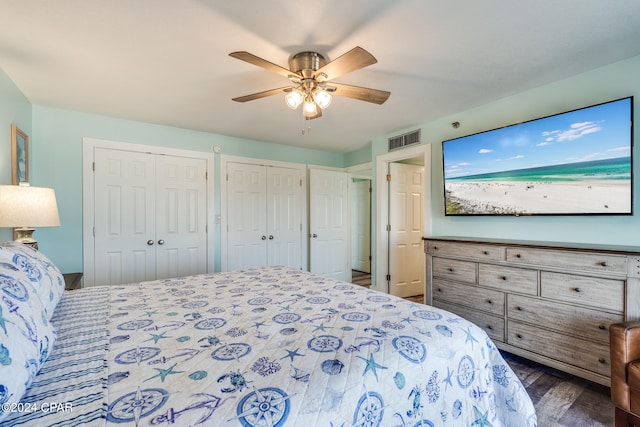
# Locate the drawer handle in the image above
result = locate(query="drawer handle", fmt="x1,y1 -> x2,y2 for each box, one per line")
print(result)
599,261 -> 608,267
486,325 -> 493,330
598,325 -> 606,330
486,299 -> 493,305
483,251 -> 489,255
437,288 -> 443,293
515,253 -> 522,258
573,287 -> 581,293
433,246 -> 439,250
598,357 -> 606,364
448,268 -> 455,272
501,276 -> 507,281
515,306 -> 523,311
516,333 -> 523,339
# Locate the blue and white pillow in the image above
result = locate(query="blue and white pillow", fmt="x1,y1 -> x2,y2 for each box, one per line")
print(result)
0,261 -> 57,422
0,242 -> 65,319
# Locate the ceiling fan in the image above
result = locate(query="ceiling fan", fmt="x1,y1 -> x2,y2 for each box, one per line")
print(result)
229,46 -> 390,120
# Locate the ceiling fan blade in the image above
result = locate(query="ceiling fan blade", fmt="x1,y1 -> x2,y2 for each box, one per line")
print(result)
314,46 -> 377,81
232,87 -> 291,103
329,82 -> 390,105
229,51 -> 294,79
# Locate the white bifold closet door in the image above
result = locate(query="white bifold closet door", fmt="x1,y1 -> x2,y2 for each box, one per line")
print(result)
93,148 -> 208,285
226,162 -> 302,271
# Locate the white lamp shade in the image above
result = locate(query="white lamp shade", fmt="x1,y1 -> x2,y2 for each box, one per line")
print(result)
0,185 -> 61,228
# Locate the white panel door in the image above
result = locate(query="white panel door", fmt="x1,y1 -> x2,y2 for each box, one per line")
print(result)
94,148 -> 157,285
389,163 -> 424,297
93,148 -> 208,286
351,179 -> 371,273
226,162 -> 268,270
155,155 -> 208,280
266,167 -> 302,268
309,169 -> 351,281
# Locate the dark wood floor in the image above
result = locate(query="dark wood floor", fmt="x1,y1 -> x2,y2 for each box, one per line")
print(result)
505,353 -> 613,427
350,270 -> 614,426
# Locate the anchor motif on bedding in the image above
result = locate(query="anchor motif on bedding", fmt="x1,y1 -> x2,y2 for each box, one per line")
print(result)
344,337 -> 382,353
1,296 -> 36,343
144,321 -> 186,332
274,294 -> 305,305
149,393 -> 233,425
301,308 -> 339,324
148,348 -> 201,365
364,327 -> 388,339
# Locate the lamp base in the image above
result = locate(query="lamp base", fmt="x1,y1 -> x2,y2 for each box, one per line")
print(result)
14,227 -> 38,250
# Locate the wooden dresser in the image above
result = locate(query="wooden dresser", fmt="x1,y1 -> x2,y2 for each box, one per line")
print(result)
425,237 -> 640,386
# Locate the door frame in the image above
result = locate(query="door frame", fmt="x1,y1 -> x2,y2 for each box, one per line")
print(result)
374,144 -> 431,293
220,155 -> 307,271
82,137 -> 215,285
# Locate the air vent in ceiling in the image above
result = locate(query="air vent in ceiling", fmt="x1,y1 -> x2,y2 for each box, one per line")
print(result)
388,129 -> 421,151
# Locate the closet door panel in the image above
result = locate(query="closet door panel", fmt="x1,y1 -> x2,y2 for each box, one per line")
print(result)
94,148 -> 156,285
155,155 -> 208,280
226,162 -> 268,270
267,167 -> 302,269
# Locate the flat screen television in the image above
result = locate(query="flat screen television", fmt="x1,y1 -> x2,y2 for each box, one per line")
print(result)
442,96 -> 633,216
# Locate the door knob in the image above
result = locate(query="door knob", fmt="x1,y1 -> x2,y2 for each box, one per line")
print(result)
268,235 -> 274,240
261,235 -> 267,240
147,240 -> 155,245
157,239 -> 165,245
311,233 -> 318,238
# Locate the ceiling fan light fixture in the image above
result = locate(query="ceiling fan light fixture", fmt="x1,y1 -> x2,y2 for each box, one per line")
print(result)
285,89 -> 304,109
303,98 -> 319,118
314,89 -> 332,109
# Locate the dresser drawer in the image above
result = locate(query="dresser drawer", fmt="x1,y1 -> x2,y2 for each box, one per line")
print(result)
478,264 -> 537,295
540,271 -> 624,312
508,294 -> 623,344
428,241 -> 500,261
507,321 -> 610,377
432,257 -> 477,284
435,300 -> 504,342
505,247 -> 627,274
433,279 -> 504,316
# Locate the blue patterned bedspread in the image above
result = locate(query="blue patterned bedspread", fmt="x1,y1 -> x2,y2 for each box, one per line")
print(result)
12,266 -> 538,426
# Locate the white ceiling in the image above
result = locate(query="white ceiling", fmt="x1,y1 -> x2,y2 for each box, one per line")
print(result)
1,1 -> 640,153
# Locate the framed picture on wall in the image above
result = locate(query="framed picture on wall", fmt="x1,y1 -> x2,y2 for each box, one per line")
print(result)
11,124 -> 29,184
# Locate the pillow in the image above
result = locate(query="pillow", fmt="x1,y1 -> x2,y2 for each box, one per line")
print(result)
0,242 -> 65,319
0,260 -> 57,422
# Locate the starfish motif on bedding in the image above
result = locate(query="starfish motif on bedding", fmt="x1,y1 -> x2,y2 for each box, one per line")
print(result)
281,348 -> 304,362
471,405 -> 493,427
357,353 -> 388,382
145,331 -> 171,344
463,326 -> 479,348
145,363 -> 184,383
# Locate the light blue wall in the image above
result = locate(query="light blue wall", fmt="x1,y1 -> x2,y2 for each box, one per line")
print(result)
371,54 -> 640,248
0,67 -> 31,244
29,106 -> 344,273
344,143 -> 372,167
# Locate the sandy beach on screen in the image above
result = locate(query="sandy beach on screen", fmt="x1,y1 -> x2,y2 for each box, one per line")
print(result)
445,180 -> 631,214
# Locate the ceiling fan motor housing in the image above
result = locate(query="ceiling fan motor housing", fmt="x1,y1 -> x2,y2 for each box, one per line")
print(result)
289,52 -> 327,78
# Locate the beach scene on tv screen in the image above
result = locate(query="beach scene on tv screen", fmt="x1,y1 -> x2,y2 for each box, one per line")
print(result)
443,98 -> 632,215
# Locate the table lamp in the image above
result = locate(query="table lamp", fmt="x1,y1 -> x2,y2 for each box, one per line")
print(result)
0,184 -> 61,250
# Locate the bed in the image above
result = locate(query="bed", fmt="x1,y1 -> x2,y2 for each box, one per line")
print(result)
0,242 -> 537,426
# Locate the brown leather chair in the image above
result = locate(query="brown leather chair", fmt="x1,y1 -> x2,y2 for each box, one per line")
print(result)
610,321 -> 640,427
